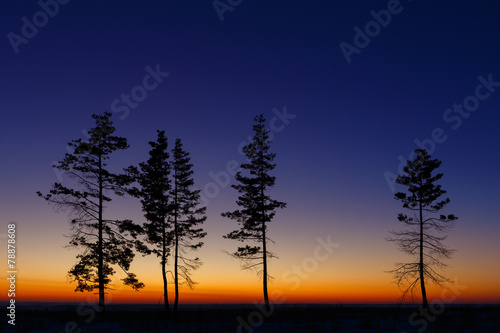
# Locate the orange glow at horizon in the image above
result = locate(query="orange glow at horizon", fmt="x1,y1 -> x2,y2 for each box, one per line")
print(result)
2,277 -> 498,305
3,217 -> 499,306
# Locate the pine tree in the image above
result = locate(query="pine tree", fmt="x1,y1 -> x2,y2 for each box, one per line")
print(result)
170,138 -> 207,315
37,112 -> 144,313
127,130 -> 172,316
128,135 -> 206,317
222,114 -> 286,312
387,149 -> 458,308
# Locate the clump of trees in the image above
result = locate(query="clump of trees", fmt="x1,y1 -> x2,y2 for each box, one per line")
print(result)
127,131 -> 206,317
39,112 -> 290,315
126,130 -> 173,315
38,114 -> 208,316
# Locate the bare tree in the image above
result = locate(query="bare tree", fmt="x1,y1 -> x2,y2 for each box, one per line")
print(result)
387,149 -> 458,308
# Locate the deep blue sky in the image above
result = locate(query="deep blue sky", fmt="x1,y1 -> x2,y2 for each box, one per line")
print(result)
1,1 -> 499,302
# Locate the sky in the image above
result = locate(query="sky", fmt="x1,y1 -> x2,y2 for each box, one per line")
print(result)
1,1 -> 499,305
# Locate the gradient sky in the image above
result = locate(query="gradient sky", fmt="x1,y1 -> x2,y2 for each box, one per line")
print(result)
1,1 -> 499,305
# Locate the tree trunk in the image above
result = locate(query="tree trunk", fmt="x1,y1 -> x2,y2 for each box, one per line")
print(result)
173,183 -> 179,316
262,219 -> 270,312
173,222 -> 179,315
98,150 -> 105,313
419,200 -> 428,309
162,218 -> 170,317
261,181 -> 270,312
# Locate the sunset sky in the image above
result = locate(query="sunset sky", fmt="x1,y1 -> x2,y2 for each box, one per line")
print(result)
1,1 -> 499,305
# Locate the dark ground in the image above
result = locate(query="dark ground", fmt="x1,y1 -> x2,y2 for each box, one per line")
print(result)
2,303 -> 499,332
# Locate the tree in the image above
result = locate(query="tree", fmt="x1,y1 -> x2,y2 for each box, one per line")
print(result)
37,112 -> 144,313
222,114 -> 286,312
170,138 -> 207,315
128,135 -> 206,317
387,149 -> 458,308
127,130 -> 172,316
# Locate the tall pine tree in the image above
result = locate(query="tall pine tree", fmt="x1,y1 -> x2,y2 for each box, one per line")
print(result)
127,130 -> 172,316
170,138 -> 207,315
128,135 -> 206,317
387,149 -> 457,308
222,114 -> 286,312
37,112 -> 144,313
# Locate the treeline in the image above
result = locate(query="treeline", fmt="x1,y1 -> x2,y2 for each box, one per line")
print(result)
38,112 -> 458,317
38,112 -> 285,317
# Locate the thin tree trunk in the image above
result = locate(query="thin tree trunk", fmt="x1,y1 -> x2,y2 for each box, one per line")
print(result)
262,219 -> 270,312
173,182 -> 179,316
419,199 -> 428,309
173,219 -> 179,315
162,217 -> 170,317
161,261 -> 170,316
261,182 -> 270,312
98,150 -> 105,313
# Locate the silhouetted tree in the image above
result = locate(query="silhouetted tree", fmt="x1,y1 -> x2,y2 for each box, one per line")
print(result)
128,135 -> 206,317
37,112 -> 144,313
222,114 -> 286,312
170,138 -> 207,315
126,130 -> 172,316
387,149 -> 457,308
